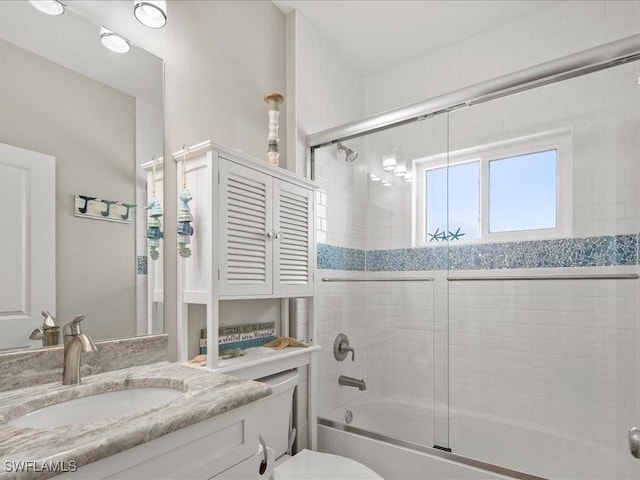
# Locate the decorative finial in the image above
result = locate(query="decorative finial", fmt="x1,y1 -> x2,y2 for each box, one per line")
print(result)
264,93 -> 284,167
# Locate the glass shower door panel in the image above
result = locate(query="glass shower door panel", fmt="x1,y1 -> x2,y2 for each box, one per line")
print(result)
364,280 -> 435,446
447,62 -> 640,478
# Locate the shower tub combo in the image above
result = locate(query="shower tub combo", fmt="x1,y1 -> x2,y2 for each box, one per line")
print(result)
308,31 -> 640,480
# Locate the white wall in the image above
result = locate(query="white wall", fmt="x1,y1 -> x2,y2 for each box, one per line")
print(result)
66,0 -> 288,360
365,1 -> 640,117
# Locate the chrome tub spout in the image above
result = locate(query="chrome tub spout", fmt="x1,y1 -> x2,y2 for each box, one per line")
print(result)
339,375 -> 367,391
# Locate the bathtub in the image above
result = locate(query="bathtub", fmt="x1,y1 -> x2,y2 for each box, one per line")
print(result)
318,397 -> 626,480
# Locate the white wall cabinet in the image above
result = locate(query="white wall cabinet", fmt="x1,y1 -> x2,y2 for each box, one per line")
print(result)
219,160 -> 313,296
174,141 -> 318,450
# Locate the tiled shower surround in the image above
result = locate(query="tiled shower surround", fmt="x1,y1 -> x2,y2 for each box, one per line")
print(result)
318,234 -> 639,272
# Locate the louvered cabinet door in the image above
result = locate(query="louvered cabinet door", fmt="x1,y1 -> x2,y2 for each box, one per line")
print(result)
219,161 -> 273,295
273,180 -> 314,295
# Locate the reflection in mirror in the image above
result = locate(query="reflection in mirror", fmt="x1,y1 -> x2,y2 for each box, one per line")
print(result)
0,1 -> 164,351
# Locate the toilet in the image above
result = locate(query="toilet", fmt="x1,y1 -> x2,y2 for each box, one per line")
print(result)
257,370 -> 383,480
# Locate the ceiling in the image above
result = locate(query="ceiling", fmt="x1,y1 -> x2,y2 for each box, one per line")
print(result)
273,0 -> 557,76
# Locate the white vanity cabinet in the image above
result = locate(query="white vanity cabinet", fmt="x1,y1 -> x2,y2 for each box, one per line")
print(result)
219,159 -> 314,297
57,401 -> 270,480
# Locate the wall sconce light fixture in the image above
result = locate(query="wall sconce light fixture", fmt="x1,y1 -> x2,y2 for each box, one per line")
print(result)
134,1 -> 167,29
28,0 -> 65,16
100,27 -> 131,54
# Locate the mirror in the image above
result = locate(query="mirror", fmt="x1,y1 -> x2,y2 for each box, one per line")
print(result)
0,1 -> 164,351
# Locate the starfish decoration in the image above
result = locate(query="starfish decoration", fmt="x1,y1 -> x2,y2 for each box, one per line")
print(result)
447,227 -> 465,241
428,228 -> 442,242
263,336 -> 309,350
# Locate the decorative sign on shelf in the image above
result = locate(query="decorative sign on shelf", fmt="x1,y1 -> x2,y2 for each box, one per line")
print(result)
74,194 -> 135,224
218,322 -> 276,355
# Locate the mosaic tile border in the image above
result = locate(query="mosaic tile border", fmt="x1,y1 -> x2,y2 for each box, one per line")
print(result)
318,234 -> 638,272
317,243 -> 366,271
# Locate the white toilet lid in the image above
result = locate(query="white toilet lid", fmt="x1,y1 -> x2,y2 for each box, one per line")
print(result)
273,449 -> 383,479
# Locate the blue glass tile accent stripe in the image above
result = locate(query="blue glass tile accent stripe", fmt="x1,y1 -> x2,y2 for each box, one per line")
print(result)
319,234 -> 638,272
317,243 -> 366,271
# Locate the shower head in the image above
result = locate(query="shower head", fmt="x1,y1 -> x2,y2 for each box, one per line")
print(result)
336,142 -> 358,162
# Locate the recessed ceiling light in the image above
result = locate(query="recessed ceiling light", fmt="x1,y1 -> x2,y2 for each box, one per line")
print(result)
29,0 -> 65,16
100,27 -> 131,54
134,1 -> 167,29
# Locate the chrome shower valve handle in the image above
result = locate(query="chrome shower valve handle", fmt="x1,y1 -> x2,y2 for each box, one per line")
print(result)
334,333 -> 355,362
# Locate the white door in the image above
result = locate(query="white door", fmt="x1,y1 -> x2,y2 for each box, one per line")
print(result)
0,142 -> 55,350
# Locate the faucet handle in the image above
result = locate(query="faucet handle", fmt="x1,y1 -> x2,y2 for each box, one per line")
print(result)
333,333 -> 355,362
63,314 -> 86,336
41,310 -> 58,329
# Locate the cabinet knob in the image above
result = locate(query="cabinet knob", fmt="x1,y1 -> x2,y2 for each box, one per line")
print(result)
266,230 -> 274,239
275,231 -> 282,240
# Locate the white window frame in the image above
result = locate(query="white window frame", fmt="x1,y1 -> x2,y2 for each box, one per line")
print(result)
413,128 -> 572,246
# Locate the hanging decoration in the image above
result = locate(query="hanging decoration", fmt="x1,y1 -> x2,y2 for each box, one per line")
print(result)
178,145 -> 194,258
264,92 -> 284,167
146,159 -> 163,260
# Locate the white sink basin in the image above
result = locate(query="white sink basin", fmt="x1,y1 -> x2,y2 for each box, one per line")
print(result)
7,387 -> 185,428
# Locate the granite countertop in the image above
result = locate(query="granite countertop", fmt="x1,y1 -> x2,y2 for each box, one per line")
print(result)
0,361 -> 271,479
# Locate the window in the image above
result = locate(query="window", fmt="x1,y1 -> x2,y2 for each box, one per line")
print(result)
488,150 -> 557,233
425,162 -> 480,241
414,130 -> 571,245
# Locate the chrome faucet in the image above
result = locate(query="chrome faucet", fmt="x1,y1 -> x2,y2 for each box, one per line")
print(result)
338,375 -> 367,391
29,311 -> 60,347
62,315 -> 97,385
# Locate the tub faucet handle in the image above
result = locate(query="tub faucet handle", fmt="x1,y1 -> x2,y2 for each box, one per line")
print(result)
630,426 -> 640,459
334,333 -> 355,362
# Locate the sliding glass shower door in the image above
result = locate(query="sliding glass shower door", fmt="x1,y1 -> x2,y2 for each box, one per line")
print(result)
446,61 -> 640,478
314,118 -> 448,451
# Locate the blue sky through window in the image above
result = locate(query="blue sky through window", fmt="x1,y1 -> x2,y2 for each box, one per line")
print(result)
426,161 -> 480,241
489,150 -> 557,232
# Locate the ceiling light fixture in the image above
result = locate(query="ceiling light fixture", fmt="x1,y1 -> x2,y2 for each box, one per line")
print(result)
370,174 -> 382,182
134,0 -> 167,29
394,163 -> 407,177
404,171 -> 414,182
382,180 -> 392,187
100,27 -> 131,54
382,153 -> 397,171
29,0 -> 65,16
